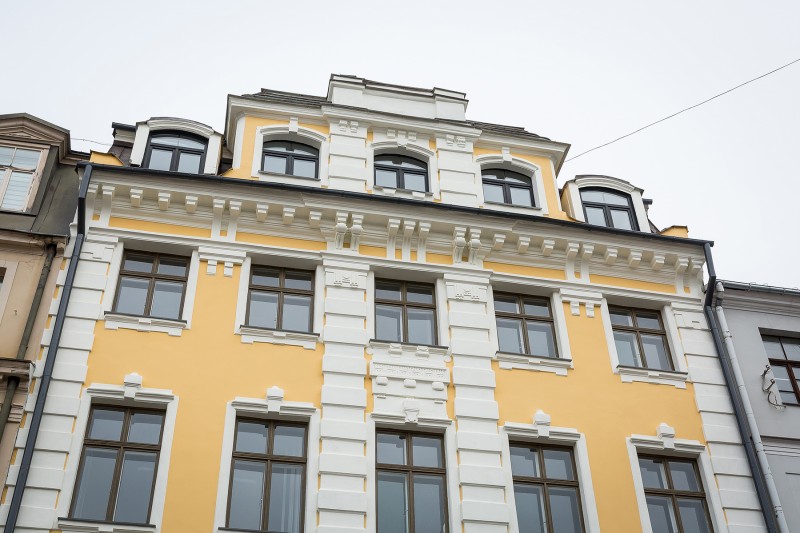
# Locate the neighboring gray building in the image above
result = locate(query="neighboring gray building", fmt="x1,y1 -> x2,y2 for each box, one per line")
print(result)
716,281 -> 800,531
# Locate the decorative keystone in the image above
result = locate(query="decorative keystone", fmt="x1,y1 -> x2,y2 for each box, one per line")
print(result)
267,386 -> 285,413
533,409 -> 551,437
123,372 -> 143,399
403,399 -> 421,424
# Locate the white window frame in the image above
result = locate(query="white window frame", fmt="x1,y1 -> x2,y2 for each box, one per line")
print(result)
251,123 -> 329,186
563,176 -> 650,233
56,377 -> 178,533
0,143 -> 46,212
129,118 -> 222,175
368,139 -> 440,201
212,390 -> 319,533
475,153 -> 548,215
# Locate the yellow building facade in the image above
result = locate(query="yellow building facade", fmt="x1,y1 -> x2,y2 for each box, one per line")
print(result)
0,76 -> 767,533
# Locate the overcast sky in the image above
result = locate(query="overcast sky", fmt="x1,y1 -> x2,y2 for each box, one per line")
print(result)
4,1 -> 798,287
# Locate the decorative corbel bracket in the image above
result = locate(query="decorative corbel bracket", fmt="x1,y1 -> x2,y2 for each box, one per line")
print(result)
467,228 -> 483,265
256,203 -> 269,222
334,212 -> 349,250
401,220 -> 417,261
129,188 -> 143,208
387,218 -> 401,258
185,195 -> 198,214
157,192 -> 170,211
452,227 -> 467,263
350,214 -> 364,252
417,222 -> 431,262
517,236 -> 530,254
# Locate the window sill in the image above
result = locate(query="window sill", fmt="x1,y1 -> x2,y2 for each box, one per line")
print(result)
367,339 -> 450,359
483,201 -> 542,214
237,325 -> 319,350
103,312 -> 187,337
616,365 -> 689,388
58,518 -> 156,533
256,170 -> 321,184
372,184 -> 434,201
496,351 -> 572,376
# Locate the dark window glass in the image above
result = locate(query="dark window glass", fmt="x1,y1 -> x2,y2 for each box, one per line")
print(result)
247,267 -> 314,333
113,251 -> 189,320
579,188 -> 639,230
482,168 -> 535,207
374,154 -> 429,192
609,307 -> 673,371
510,443 -> 584,533
494,293 -> 558,358
763,335 -> 800,405
70,407 -> 164,524
376,431 -> 447,533
227,419 -> 307,533
144,131 -> 207,174
375,280 -> 437,345
262,140 -> 319,179
638,457 -> 713,533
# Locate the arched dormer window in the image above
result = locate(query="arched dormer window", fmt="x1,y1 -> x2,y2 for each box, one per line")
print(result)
374,154 -> 428,193
580,188 -> 638,230
262,140 -> 319,179
482,168 -> 535,207
144,131 -> 207,174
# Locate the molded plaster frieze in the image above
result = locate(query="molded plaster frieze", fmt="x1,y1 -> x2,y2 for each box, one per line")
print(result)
198,246 -> 245,277
560,288 -> 603,318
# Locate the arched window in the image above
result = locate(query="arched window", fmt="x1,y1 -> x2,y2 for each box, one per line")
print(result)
262,140 -> 319,179
580,188 -> 638,230
374,154 -> 428,193
482,168 -> 535,207
144,131 -> 207,174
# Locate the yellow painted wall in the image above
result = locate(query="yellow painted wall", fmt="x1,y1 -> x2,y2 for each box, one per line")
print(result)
494,303 -> 705,530
661,225 -> 689,238
108,217 -> 212,238
89,151 -> 123,166
589,274 -> 676,294
237,232 -> 327,251
484,260 -> 566,280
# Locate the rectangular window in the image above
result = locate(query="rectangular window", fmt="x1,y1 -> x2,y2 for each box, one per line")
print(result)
70,406 -> 165,524
0,145 -> 42,211
375,280 -> 437,346
112,251 -> 189,320
246,267 -> 314,333
763,335 -> 800,405
494,293 -> 558,357
510,443 -> 584,533
376,430 -> 448,533
609,307 -> 673,371
638,457 -> 713,533
227,419 -> 307,533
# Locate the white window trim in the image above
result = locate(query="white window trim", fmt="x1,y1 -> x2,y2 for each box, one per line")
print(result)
564,177 -> 650,233
251,123 -> 330,186
0,260 -> 18,322
500,420 -> 601,533
0,144 -> 47,213
474,153 -> 548,215
600,298 -> 689,388
56,378 -> 178,533
368,140 -> 440,200
130,118 -> 221,174
212,392 -> 319,533
627,428 -> 729,533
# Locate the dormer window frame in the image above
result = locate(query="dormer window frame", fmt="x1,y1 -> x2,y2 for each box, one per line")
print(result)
373,153 -> 430,193
369,139 -> 438,201
579,187 -> 639,231
129,118 -> 222,175
475,153 -> 547,215
251,123 -> 329,186
563,176 -> 650,233
142,130 -> 208,174
0,141 -> 47,213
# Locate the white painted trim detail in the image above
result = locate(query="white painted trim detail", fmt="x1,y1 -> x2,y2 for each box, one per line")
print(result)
564,176 -> 651,233
103,312 -> 187,336
237,326 -> 320,350
250,124 -> 330,185
474,153 -> 549,215
496,352 -> 573,375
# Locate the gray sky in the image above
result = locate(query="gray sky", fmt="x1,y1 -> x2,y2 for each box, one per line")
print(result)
4,1 -> 798,287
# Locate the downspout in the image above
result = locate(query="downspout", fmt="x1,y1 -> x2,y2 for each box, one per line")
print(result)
4,165 -> 92,533
702,243 -> 782,533
0,242 -> 57,446
714,282 -> 789,532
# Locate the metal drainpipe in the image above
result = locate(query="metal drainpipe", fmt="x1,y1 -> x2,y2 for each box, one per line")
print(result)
702,243 -> 780,533
714,282 -> 789,532
0,243 -> 57,448
3,165 -> 92,533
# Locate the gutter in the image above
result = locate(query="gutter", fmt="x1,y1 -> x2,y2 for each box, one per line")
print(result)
702,243 -> 783,532
3,165 -> 93,533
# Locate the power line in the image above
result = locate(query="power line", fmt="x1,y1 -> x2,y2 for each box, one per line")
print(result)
565,57 -> 800,162
72,137 -> 112,146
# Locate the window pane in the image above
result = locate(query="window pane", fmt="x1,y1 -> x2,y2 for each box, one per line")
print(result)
229,460 -> 265,531
284,271 -> 313,290
677,498 -> 712,533
609,309 -> 633,326
548,486 -> 582,533
543,449 -> 574,480
13,148 -> 40,170
514,483 -> 546,533
235,421 -> 268,454
376,304 -> 403,342
580,190 -> 605,203
273,425 -> 306,457
582,189 -> 629,206
494,295 -> 519,314
150,280 -> 184,319
290,143 -> 318,156
509,186 -> 533,207
115,277 -> 150,316
782,338 -> 800,361
248,291 -> 279,329
157,257 -> 187,277
1,171 -> 34,210
113,451 -> 157,523
584,206 -> 607,226
614,331 -> 641,367
483,183 -> 505,203
375,168 -> 398,188
635,311 -> 662,330
376,281 -> 402,301
770,366 -> 797,403
151,136 -> 181,147
123,255 -> 154,273
399,157 -> 426,171
407,308 -> 436,345
71,447 -> 117,520
412,435 -> 442,468
646,495 -> 678,533
377,433 -> 407,465
88,409 -> 125,441
669,461 -> 700,492
610,208 -> 633,230
641,334 -> 671,370
252,268 -> 280,287
292,158 -> 316,179
147,148 -> 173,171
523,299 -> 550,318
639,458 -> 668,489
510,445 -> 539,477
527,322 -> 557,358
413,474 -> 447,533
264,141 -> 291,152
267,463 -> 304,533
406,284 -> 434,305
0,146 -> 13,166
127,412 -> 164,445
282,294 -> 311,332
176,137 -> 205,150
497,317 -> 525,354
762,336 -> 785,358
403,172 -> 427,192
263,154 -> 288,174
176,151 -> 202,174
377,471 -> 409,533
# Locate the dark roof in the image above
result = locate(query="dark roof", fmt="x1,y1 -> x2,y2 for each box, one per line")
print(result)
466,120 -> 549,141
111,122 -> 136,132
